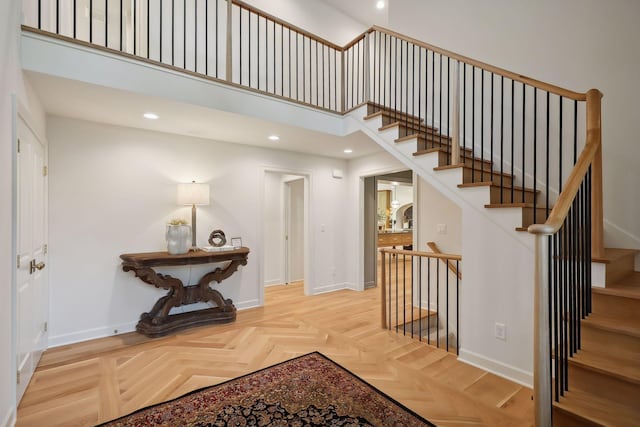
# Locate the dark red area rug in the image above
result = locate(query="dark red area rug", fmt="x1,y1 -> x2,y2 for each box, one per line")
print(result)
98,351 -> 435,426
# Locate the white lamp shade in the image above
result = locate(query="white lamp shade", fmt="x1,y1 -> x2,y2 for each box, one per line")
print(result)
177,182 -> 210,205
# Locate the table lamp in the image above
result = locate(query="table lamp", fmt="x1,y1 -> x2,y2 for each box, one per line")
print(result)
177,181 -> 210,248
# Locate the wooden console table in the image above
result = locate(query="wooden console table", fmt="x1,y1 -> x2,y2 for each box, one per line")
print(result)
120,247 -> 249,337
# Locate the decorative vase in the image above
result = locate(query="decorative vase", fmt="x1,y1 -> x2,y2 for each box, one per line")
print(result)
166,224 -> 192,255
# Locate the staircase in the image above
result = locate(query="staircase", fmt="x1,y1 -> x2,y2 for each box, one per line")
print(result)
553,251 -> 640,426
357,103 -> 551,233
356,103 -> 640,426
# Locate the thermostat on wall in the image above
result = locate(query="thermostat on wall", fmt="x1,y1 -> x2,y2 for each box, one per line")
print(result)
332,169 -> 343,179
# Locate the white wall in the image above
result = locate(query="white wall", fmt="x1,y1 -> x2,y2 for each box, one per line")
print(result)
46,117 -> 348,346
244,0 -> 366,46
389,0 -> 640,248
0,0 -> 21,424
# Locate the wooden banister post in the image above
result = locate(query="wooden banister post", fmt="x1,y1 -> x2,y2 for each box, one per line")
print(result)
225,0 -> 233,82
586,89 -> 604,259
533,233 -> 552,427
451,60 -> 461,165
381,250 -> 387,329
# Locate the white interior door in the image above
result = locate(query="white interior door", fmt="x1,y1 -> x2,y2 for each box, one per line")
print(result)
16,117 -> 48,403
285,179 -> 304,284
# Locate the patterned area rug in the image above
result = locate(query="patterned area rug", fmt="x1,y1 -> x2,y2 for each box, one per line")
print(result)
98,352 -> 435,426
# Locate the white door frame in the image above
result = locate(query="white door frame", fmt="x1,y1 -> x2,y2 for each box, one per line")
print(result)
357,166 -> 414,292
259,167 -> 311,306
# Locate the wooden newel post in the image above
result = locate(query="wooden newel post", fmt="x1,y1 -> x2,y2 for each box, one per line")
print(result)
586,89 -> 604,259
451,60 -> 461,165
533,233 -> 552,427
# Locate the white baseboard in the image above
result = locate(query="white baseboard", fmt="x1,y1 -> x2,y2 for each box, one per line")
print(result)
458,349 -> 532,388
311,282 -> 349,295
1,408 -> 16,427
48,321 -> 138,348
236,299 -> 261,310
48,299 -> 262,348
263,279 -> 283,287
345,282 -> 360,291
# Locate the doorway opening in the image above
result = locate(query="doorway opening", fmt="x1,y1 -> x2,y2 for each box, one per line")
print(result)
363,170 -> 414,290
262,171 -> 307,300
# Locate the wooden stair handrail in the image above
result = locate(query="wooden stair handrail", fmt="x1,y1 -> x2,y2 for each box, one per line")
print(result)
231,0 -> 344,51
426,242 -> 462,280
379,247 -> 462,261
365,26 -> 587,100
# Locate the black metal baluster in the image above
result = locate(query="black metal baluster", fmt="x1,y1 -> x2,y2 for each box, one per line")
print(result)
194,0 -> 197,72
103,0 -> 106,45
439,54 -> 443,147
403,254 -> 406,336
427,258 -> 431,345
471,66 -> 475,178
522,84 -> 526,202
146,0 -> 149,57
316,40 -> 319,105
500,75 -> 504,202
38,0 -> 41,29
546,92 -> 550,219
418,47 -> 422,134
281,25 -> 284,97
480,69 -> 484,182
533,89 -> 538,223
273,21 -> 276,94
490,73 -> 494,181
419,256 -> 422,341
248,11 -> 251,87
436,258 -> 440,347
456,260 -> 459,354
160,0 -> 163,62
431,51 -> 435,147
388,251 -> 392,330
171,0 -> 174,65
395,253 -> 399,334
382,34 -> 386,110
216,0 -> 218,77
90,0 -> 93,43
447,57 -> 450,162
511,80 -> 514,202
118,0 -> 121,50
410,255 -> 414,338
462,64 -> 466,162
303,35 -> 306,103
295,32 -> 299,100
446,257 -> 449,352
183,0 -> 186,69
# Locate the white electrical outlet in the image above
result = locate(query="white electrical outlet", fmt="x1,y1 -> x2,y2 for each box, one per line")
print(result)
437,224 -> 447,234
495,323 -> 506,340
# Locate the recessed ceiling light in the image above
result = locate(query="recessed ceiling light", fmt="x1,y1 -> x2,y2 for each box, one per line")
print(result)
344,148 -> 353,154
143,112 -> 159,120
376,1 -> 385,10
268,135 -> 280,141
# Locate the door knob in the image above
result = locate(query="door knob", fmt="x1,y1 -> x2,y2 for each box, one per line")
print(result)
30,260 -> 45,274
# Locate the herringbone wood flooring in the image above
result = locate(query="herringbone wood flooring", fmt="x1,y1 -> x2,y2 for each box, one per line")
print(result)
17,283 -> 533,426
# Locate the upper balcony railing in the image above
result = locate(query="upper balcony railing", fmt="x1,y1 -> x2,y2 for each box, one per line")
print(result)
22,2 -> 603,425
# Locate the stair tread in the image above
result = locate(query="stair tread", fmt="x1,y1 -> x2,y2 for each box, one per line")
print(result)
554,388 -> 640,426
379,122 -> 443,136
582,312 -> 640,338
412,148 -> 493,165
397,133 -> 451,144
457,181 -> 539,193
592,248 -> 639,264
570,349 -> 640,384
593,276 -> 640,299
433,164 -> 512,177
484,203 -> 551,211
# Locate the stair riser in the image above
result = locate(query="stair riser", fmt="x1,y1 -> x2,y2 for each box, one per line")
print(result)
462,168 -> 513,187
567,363 -> 640,410
398,125 -> 442,139
591,293 -> 640,322
489,186 -> 537,205
521,206 -> 551,228
367,104 -> 431,127
605,255 -> 636,285
434,151 -> 493,169
552,407 -> 603,427
581,326 -> 640,359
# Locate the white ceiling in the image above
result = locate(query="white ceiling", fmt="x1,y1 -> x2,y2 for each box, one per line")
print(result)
26,71 -> 383,159
319,0 -> 389,28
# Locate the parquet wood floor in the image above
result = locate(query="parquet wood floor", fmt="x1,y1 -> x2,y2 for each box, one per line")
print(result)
17,283 -> 533,426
